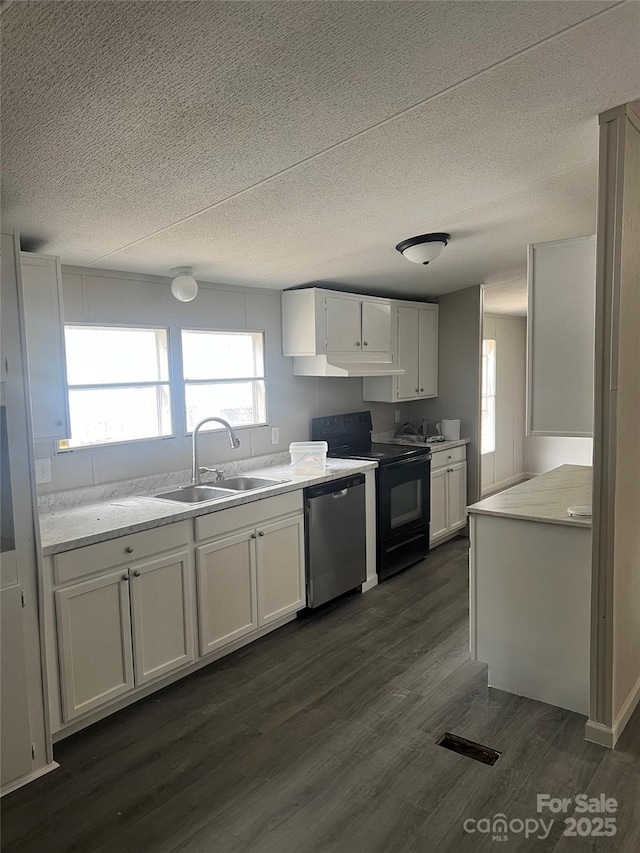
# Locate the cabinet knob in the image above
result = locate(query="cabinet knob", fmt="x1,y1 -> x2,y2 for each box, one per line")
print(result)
125,546 -> 134,553
122,573 -> 129,581
363,341 -> 368,347
420,388 -> 424,393
251,532 -> 257,539
415,388 -> 419,393
355,341 -> 361,347
258,531 -> 265,537
447,456 -> 452,460
55,419 -> 64,427
133,570 -> 141,577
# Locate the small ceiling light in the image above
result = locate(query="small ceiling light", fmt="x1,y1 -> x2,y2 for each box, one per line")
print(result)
170,266 -> 198,302
395,233 -> 450,265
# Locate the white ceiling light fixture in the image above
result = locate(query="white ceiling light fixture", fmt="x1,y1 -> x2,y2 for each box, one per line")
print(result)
170,266 -> 198,302
395,232 -> 450,265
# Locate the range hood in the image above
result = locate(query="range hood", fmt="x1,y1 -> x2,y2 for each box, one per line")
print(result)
292,355 -> 404,378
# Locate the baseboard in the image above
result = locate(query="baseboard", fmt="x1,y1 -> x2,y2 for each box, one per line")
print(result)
584,674 -> 640,749
1,761 -> 59,797
585,720 -> 615,748
613,673 -> 640,742
362,576 -> 378,593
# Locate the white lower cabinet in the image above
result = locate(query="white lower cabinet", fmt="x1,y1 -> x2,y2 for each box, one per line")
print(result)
430,446 -> 468,546
129,550 -> 194,686
55,570 -> 135,722
49,495 -> 306,732
256,515 -> 305,626
196,530 -> 258,656
196,511 -> 305,655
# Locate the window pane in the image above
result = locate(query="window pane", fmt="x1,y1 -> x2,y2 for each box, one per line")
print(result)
481,396 -> 496,455
67,386 -> 172,447
182,330 -> 264,380
185,381 -> 266,432
65,326 -> 169,385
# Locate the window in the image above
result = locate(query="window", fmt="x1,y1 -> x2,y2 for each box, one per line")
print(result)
61,325 -> 172,448
481,339 -> 496,455
181,330 -> 266,432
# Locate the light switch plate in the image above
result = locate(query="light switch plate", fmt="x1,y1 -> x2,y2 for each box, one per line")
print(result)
35,458 -> 52,484
271,427 -> 280,445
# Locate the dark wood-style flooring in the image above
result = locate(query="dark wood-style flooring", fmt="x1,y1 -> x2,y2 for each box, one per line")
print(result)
2,538 -> 639,852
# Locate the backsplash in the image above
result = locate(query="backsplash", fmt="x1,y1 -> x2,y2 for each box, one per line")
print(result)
38,451 -> 290,513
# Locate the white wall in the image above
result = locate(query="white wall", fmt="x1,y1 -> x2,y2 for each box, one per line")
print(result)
35,266 -> 417,494
481,315 -> 526,496
524,435 -> 593,475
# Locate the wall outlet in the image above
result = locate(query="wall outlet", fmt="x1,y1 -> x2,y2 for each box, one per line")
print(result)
271,427 -> 280,445
394,409 -> 400,424
35,458 -> 52,484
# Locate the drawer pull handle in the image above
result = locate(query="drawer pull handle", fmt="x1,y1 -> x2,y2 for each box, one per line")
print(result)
125,546 -> 134,553
133,570 -> 141,577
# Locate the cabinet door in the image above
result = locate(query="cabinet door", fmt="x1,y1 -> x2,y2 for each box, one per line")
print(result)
447,461 -> 467,531
1,587 -> 33,787
20,254 -> 70,439
396,306 -> 420,400
55,571 -> 134,722
325,296 -> 361,352
256,515 -> 305,627
196,530 -> 257,656
430,467 -> 448,543
418,307 -> 438,397
129,550 -> 195,686
361,300 -> 391,353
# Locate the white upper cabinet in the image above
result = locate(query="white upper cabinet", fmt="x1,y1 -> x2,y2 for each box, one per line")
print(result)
282,288 -> 397,376
363,301 -> 438,402
527,236 -> 595,437
20,253 -> 70,440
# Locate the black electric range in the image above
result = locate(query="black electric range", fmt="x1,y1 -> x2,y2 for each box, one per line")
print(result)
311,411 -> 432,581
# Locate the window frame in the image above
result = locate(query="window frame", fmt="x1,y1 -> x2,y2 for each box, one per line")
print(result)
58,322 -> 269,452
481,338 -> 497,456
179,327 -> 268,436
59,321 -> 176,452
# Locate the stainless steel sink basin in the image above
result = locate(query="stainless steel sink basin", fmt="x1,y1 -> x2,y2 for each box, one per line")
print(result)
217,476 -> 284,491
153,485 -> 235,503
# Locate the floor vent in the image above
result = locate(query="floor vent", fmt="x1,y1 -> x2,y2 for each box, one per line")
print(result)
436,732 -> 501,766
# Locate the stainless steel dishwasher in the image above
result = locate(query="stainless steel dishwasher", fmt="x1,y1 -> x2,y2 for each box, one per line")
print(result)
304,473 -> 366,608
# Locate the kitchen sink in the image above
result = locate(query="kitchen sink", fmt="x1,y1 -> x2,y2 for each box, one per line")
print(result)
217,476 -> 284,491
153,485 -> 235,503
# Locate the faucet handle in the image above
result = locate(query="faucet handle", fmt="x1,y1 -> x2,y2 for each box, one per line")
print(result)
200,467 -> 225,482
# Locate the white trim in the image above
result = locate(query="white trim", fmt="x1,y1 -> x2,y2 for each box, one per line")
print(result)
584,675 -> 640,749
584,720 -> 614,749
1,762 -> 59,798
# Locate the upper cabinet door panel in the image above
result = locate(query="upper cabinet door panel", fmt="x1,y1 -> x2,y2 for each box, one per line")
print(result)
396,306 -> 419,400
20,254 -> 70,440
325,296 -> 362,352
527,237 -> 595,437
361,300 -> 391,353
418,307 -> 438,397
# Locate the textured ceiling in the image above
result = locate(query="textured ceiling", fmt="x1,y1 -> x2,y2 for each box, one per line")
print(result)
2,1 -> 639,296
483,280 -> 528,317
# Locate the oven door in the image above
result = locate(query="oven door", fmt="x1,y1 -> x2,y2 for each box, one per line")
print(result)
377,456 -> 431,543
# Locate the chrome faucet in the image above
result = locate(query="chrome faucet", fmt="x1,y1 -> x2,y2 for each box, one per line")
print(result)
191,417 -> 241,485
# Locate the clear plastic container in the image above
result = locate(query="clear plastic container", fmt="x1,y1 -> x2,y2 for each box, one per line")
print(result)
289,441 -> 328,477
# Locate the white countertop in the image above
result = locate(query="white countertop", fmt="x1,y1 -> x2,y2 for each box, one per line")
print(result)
466,464 -> 592,528
39,459 -> 377,555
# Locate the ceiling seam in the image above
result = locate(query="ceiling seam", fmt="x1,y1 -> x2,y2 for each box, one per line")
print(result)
254,158 -> 598,285
87,0 -> 625,266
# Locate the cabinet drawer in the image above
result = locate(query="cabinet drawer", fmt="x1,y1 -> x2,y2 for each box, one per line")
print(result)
53,521 -> 190,586
195,491 -> 303,542
431,445 -> 466,470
